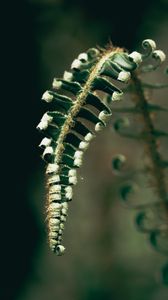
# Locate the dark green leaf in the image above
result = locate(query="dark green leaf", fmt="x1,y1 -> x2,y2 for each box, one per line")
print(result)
112,53 -> 137,71
86,92 -> 111,114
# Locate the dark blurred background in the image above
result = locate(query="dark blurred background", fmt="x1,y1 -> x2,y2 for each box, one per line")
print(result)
1,0 -> 168,299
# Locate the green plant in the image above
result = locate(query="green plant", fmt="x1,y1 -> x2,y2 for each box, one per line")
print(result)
37,39 -> 167,267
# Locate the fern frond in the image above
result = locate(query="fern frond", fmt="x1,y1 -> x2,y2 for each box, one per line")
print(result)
112,40 -> 168,281
37,39 -> 164,255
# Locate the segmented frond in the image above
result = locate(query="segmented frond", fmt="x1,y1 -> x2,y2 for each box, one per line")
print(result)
112,40 -> 168,282
37,39 -> 162,255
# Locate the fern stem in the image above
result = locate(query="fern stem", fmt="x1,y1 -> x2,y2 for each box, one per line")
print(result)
131,72 -> 168,207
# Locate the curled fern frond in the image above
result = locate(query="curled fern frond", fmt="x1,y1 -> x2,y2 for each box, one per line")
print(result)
37,38 -> 166,256
112,39 -> 168,281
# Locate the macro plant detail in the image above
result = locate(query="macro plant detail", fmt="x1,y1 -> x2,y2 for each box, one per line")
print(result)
37,39 -> 167,261
111,41 -> 168,283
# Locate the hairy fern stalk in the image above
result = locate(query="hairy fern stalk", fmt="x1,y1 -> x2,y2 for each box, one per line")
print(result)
37,39 -> 166,255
